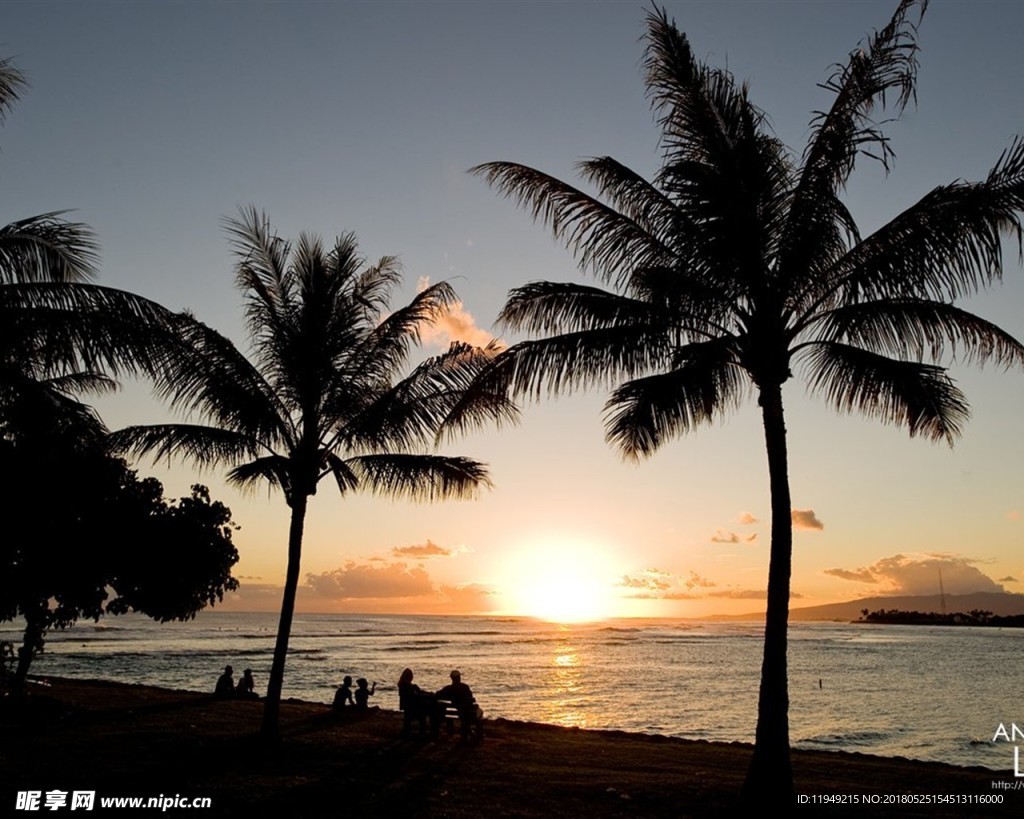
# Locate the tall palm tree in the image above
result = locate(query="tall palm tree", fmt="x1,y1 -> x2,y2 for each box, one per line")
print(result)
470,1 -> 1024,802
113,207 -> 515,738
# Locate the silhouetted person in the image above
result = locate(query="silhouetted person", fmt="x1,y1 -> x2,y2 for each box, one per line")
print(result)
333,675 -> 354,710
398,667 -> 438,736
236,668 -> 258,699
354,677 -> 377,711
214,665 -> 234,698
435,669 -> 480,740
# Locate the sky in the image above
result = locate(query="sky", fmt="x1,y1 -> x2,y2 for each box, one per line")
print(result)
3,0 -> 1022,619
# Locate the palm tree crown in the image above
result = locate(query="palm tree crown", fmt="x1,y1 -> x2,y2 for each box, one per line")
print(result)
114,207 -> 515,736
471,0 -> 1024,802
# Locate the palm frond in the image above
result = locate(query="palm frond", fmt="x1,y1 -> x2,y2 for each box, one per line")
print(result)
0,212 -> 99,284
780,0 -> 926,296
803,0 -> 926,184
470,161 -> 674,287
576,156 -> 682,243
110,424 -> 266,468
42,371 -> 119,397
432,341 -> 521,444
1,282 -> 179,378
350,254 -> 403,322
223,206 -> 297,351
321,452 -> 359,496
604,339 -> 744,460
480,325 -> 676,402
0,56 -> 27,121
643,10 -> 798,296
226,455 -> 292,496
824,138 -> 1024,304
354,279 -> 460,383
345,454 -> 491,502
644,5 -> 754,174
342,341 -> 517,452
499,281 -> 670,336
151,315 -> 294,449
811,298 -> 1024,368
803,341 -> 968,443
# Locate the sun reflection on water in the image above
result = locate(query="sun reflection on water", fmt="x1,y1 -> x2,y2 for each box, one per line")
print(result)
543,641 -> 589,728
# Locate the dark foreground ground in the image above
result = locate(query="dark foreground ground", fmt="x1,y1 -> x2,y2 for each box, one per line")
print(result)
0,677 -> 1017,817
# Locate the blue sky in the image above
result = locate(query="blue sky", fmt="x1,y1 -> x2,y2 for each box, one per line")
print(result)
4,0 -> 1022,617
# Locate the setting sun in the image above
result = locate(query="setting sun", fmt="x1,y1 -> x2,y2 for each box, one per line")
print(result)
499,538 -> 621,622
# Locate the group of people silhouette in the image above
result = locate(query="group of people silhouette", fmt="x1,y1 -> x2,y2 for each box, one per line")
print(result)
213,663 -> 481,740
213,665 -> 259,700
397,668 -> 482,740
332,675 -> 377,711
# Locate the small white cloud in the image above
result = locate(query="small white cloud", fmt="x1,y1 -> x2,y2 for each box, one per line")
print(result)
791,509 -> 824,530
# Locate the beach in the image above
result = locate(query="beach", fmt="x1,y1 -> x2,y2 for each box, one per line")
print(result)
1,677 -> 1015,817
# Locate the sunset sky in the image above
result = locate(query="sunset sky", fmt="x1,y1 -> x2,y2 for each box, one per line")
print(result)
4,1 -> 1022,619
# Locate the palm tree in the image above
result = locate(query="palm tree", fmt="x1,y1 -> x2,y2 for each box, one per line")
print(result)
470,1 -> 1024,803
112,207 -> 515,738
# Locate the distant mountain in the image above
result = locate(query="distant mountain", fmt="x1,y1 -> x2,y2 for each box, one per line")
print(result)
715,592 -> 1024,622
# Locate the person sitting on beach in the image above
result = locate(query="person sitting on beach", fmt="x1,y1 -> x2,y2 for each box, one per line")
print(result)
333,675 -> 354,710
354,677 -> 377,711
236,668 -> 258,700
397,667 -> 438,736
435,669 -> 481,740
214,665 -> 234,698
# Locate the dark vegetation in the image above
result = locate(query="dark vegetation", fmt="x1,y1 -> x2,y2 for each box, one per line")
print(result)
0,58 -> 238,695
859,608 -> 1024,627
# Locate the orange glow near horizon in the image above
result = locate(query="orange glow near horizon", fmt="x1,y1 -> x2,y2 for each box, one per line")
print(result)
499,538 -> 622,622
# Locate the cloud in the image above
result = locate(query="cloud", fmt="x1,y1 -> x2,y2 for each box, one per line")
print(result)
711,530 -> 740,544
738,512 -> 758,525
824,567 -> 878,584
707,588 -> 803,600
1009,510 -> 1020,521
824,554 -> 1005,595
617,573 -> 671,591
307,562 -> 433,599
746,533 -> 758,543
437,583 -> 496,613
416,275 -> 501,348
684,570 -> 715,590
791,509 -> 824,530
999,576 -> 1019,583
391,539 -> 453,559
218,582 -> 291,611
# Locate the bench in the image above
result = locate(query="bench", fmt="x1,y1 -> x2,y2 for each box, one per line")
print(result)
438,699 -> 484,741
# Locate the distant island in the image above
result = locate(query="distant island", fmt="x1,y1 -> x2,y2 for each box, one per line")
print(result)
715,591 -> 1024,622
856,609 -> 1024,627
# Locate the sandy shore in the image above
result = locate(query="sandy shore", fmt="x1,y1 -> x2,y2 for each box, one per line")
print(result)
1,677 -> 1017,817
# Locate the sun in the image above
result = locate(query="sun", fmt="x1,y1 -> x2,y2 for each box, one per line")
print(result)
500,537 -> 620,622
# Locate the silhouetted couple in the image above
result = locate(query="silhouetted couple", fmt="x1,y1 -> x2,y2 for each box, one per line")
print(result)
333,675 -> 377,712
398,668 -> 481,740
214,665 -> 258,700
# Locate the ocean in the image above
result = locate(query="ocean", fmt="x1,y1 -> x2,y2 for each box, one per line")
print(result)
3,612 -> 1019,771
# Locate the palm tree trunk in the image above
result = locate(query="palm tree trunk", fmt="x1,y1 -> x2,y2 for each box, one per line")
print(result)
260,494 -> 308,739
743,381 -> 795,804
12,604 -> 47,696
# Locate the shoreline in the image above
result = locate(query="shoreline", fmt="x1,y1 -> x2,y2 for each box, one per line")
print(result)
2,677 -> 1018,816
